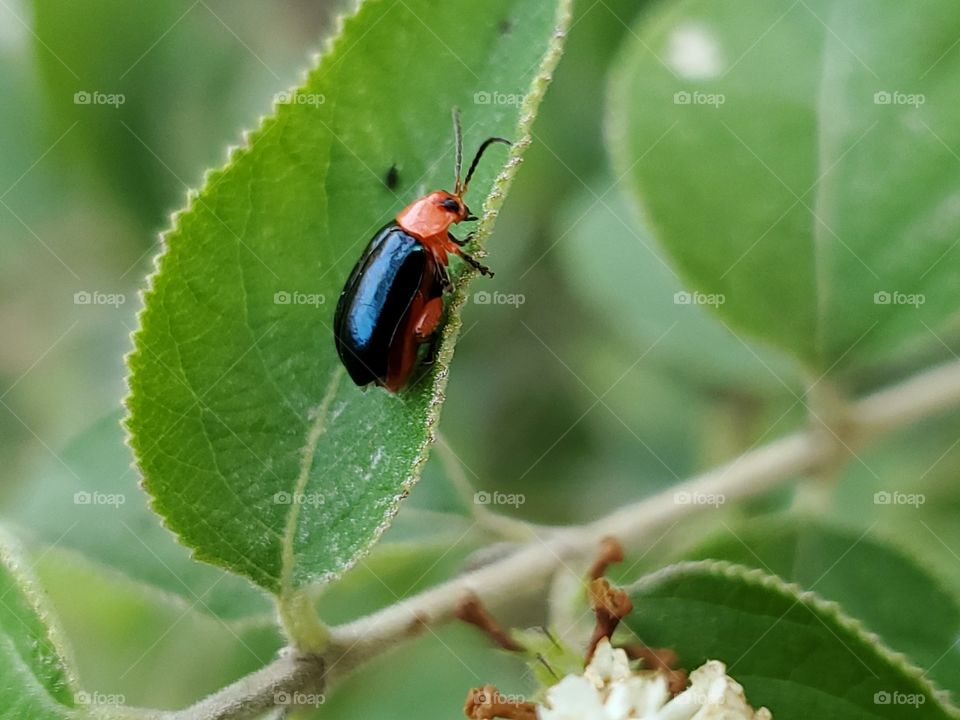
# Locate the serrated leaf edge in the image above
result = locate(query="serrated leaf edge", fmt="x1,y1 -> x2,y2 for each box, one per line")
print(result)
23,539 -> 276,634
630,559 -> 960,716
121,0 -> 575,597
344,0 -> 576,587
287,0 -> 577,605
0,524 -> 84,717
121,0 -> 365,593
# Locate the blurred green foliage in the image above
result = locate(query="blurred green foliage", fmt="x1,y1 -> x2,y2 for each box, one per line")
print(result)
1,0 -> 959,716
609,0 -> 960,375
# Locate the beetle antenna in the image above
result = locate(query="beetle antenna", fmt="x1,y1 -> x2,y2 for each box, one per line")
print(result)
461,137 -> 511,197
453,107 -> 464,195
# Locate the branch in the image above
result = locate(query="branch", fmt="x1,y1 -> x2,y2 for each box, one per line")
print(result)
161,358 -> 960,719
164,652 -> 324,720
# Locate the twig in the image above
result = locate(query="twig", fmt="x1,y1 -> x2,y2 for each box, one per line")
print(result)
164,652 -> 325,720
155,358 -> 960,719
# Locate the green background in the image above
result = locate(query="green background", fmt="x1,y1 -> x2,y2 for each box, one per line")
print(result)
1,0 -> 959,716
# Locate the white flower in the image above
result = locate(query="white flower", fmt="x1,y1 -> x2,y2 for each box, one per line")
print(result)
583,638 -> 633,689
537,640 -> 771,720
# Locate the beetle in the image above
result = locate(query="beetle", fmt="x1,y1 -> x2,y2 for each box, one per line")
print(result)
334,110 -> 510,392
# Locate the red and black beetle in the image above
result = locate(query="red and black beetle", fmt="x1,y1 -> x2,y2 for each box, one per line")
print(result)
334,111 -> 510,392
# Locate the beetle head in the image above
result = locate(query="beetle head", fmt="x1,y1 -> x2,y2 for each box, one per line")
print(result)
434,191 -> 471,222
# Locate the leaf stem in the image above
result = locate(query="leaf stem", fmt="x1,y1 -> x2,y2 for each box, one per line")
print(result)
277,589 -> 329,656
794,376 -> 853,511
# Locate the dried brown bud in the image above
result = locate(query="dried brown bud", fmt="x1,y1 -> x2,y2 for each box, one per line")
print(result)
585,578 -> 633,662
587,536 -> 625,581
455,594 -> 522,652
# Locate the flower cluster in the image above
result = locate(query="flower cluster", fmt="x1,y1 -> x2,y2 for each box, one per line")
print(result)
460,539 -> 772,720
538,639 -> 771,720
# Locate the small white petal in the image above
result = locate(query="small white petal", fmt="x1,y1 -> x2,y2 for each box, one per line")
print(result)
605,674 -> 671,719
686,660 -> 767,719
584,639 -> 632,689
659,687 -> 703,720
539,675 -> 609,720
537,653 -> 770,720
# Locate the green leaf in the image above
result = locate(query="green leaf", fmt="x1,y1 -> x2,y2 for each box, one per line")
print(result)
555,177 -> 800,391
626,561 -> 958,720
685,518 -> 960,697
125,0 -> 572,619
33,547 -> 282,711
608,0 -> 960,373
0,528 -> 79,719
9,412 -> 271,622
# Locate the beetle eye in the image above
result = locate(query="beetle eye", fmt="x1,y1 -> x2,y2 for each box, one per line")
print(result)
440,198 -> 460,212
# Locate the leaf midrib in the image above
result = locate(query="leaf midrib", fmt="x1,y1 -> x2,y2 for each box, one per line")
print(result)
280,367 -> 344,598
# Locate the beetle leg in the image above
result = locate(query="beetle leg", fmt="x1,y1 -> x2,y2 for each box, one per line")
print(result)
415,297 -> 446,372
421,335 -> 441,367
453,247 -> 494,278
433,259 -> 453,292
414,297 -> 444,342
447,232 -> 492,276
447,230 -> 476,247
